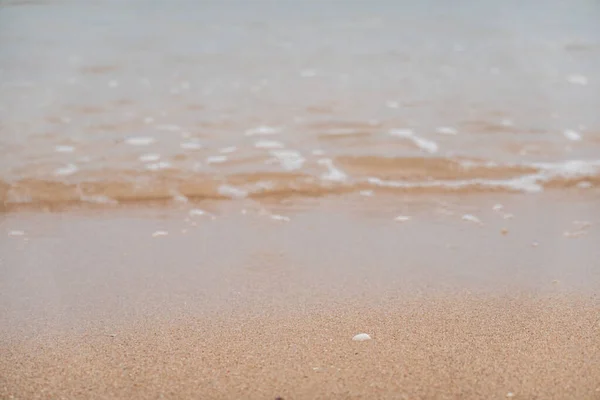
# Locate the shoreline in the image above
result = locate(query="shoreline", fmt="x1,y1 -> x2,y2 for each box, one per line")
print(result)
1,193 -> 599,398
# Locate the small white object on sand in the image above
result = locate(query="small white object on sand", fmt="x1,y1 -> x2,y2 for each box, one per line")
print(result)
394,216 -> 411,222
492,204 -> 504,212
462,214 -> 482,224
352,333 -> 372,342
271,214 -> 290,222
152,230 -> 168,237
8,230 -> 25,236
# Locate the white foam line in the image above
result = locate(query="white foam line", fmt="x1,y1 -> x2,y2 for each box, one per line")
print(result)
366,158 -> 600,194
366,175 -> 543,193
389,129 -> 438,153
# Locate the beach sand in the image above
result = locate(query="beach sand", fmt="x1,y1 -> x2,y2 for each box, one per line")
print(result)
1,193 -> 599,399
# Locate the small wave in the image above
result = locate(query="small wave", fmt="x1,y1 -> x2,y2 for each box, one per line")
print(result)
1,158 -> 598,211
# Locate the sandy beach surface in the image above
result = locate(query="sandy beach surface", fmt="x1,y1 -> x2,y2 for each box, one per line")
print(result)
2,1 -> 600,398
1,194 -> 599,399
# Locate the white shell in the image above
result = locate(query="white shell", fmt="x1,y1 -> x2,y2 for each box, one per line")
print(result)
352,333 -> 372,342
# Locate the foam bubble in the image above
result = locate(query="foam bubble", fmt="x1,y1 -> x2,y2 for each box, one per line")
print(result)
389,129 -> 438,153
563,129 -> 582,141
577,181 -> 592,189
394,216 -> 411,222
180,140 -> 202,150
206,155 -> 227,164
318,158 -> 347,182
189,209 -> 207,217
254,140 -> 284,149
359,190 -> 374,197
80,194 -> 118,205
139,153 -> 161,162
55,164 -> 79,176
152,230 -> 168,237
219,146 -> 237,154
462,214 -> 482,224
270,150 -> 305,170
125,136 -> 156,146
271,214 -> 290,222
245,125 -> 280,136
218,185 -> 247,199
55,145 -> 75,153
8,230 -> 25,236
145,161 -> 171,171
436,126 -> 458,135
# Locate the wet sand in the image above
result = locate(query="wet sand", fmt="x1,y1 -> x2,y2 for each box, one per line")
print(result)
1,194 -> 599,399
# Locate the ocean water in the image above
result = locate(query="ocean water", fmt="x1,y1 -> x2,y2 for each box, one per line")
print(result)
1,0 -> 599,209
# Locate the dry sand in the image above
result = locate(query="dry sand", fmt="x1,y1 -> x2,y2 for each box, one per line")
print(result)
1,194 -> 599,399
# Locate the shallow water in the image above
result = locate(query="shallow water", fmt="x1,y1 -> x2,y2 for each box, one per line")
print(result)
1,0 -> 599,209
